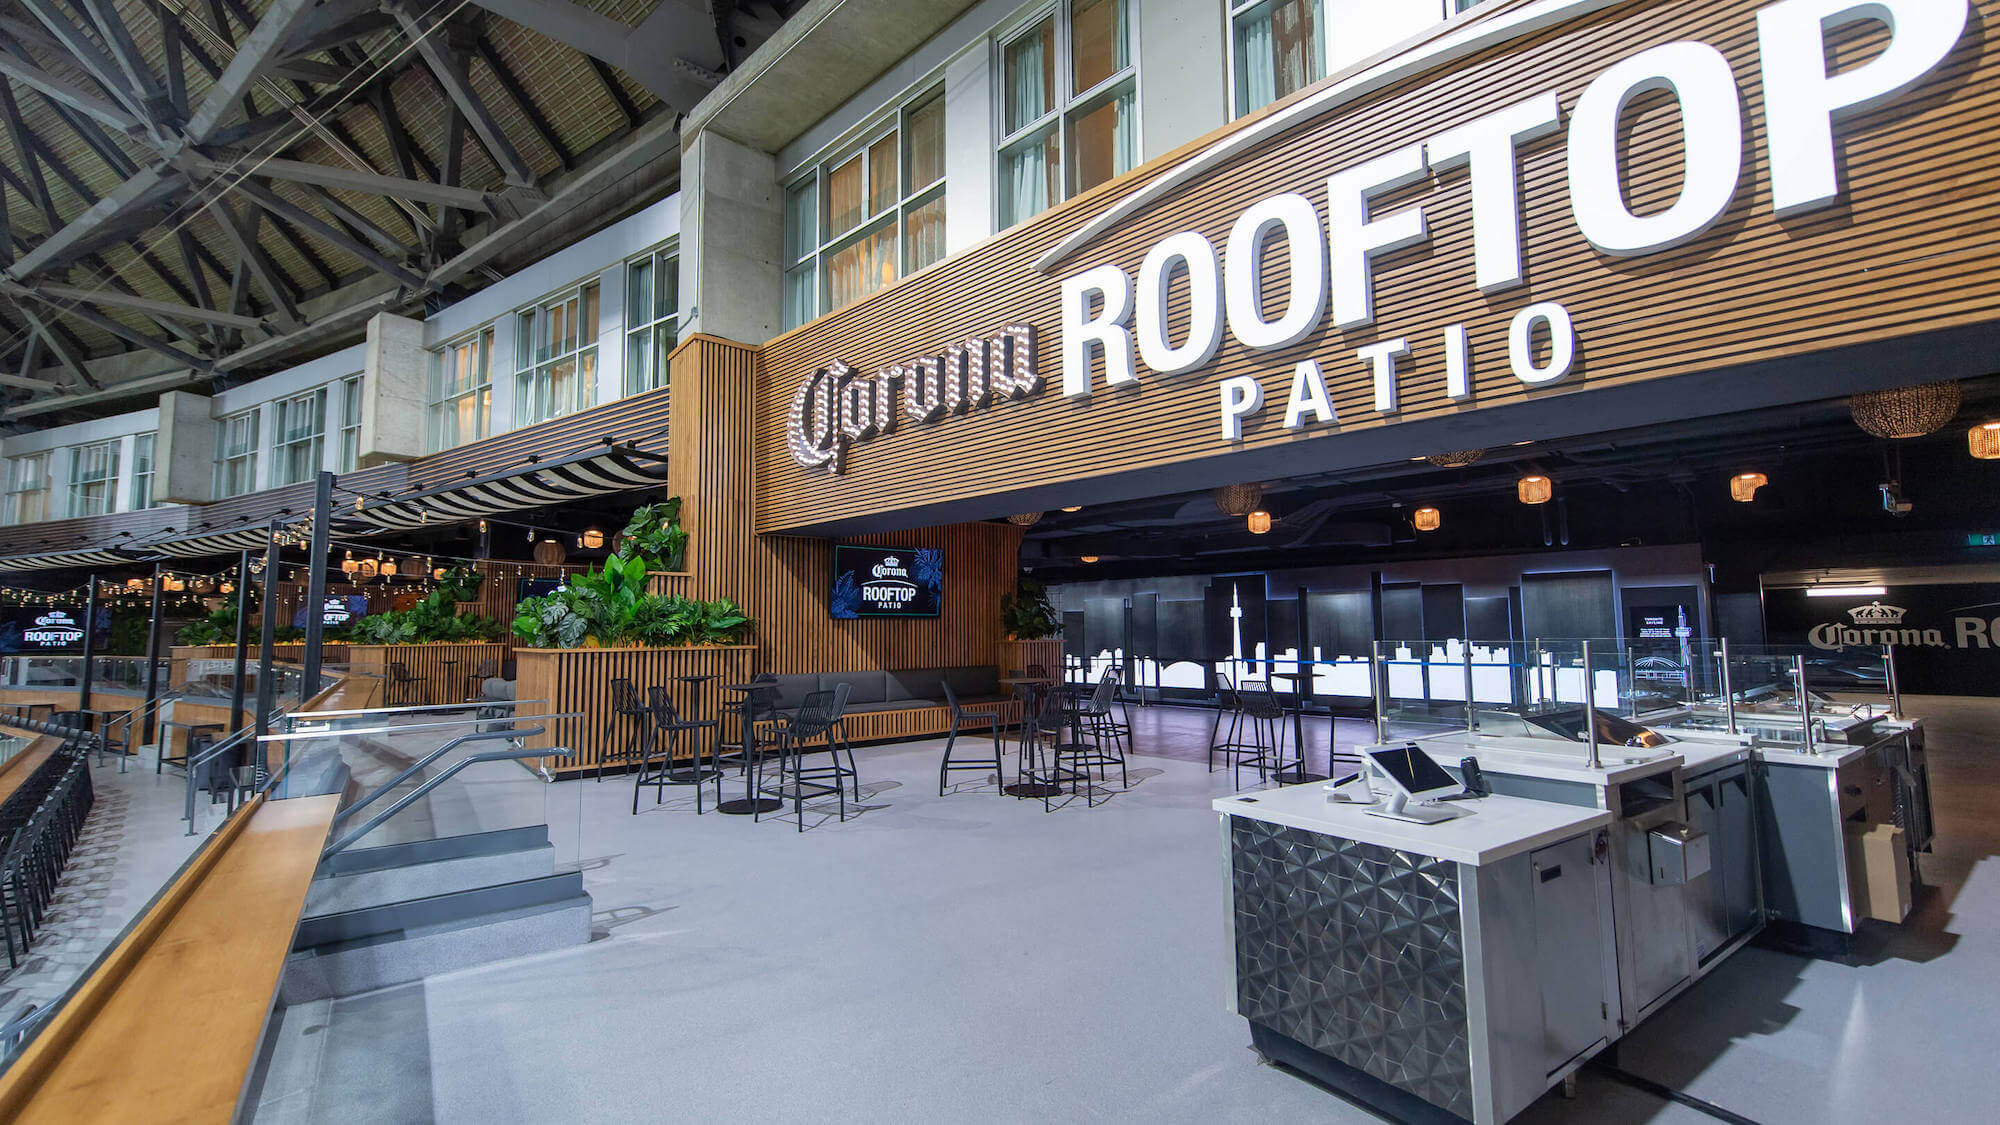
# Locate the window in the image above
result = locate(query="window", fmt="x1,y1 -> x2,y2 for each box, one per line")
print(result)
214,408 -> 259,498
623,247 -> 680,395
513,283 -> 598,427
4,453 -> 48,525
782,88 -> 947,328
337,376 -> 364,471
1232,0 -> 1323,116
431,331 -> 493,451
997,0 -> 1138,227
65,441 -> 120,518
1449,0 -> 1487,13
271,389 -> 326,486
130,433 -> 156,510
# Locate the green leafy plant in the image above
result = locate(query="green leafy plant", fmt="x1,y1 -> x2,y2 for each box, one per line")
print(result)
274,625 -> 307,643
1001,578 -> 1062,640
619,498 -> 688,571
174,606 -> 237,646
346,571 -> 505,647
514,593 -> 588,649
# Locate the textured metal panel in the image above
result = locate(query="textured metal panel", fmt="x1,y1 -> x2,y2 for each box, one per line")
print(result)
1229,816 -> 1471,1118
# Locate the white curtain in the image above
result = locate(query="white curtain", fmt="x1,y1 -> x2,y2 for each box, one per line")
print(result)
1003,32 -> 1050,224
1239,9 -> 1277,114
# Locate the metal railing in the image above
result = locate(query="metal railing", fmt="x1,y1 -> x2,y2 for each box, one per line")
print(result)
329,723 -> 564,828
320,741 -> 575,860
182,724 -> 268,832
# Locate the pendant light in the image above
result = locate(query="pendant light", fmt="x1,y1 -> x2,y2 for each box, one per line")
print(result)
1413,507 -> 1441,531
1729,471 -> 1768,502
1424,450 -> 1484,468
581,528 -> 605,549
1517,475 -> 1552,505
1247,510 -> 1272,534
380,557 -> 398,578
1080,554 -> 1099,563
340,551 -> 359,576
1849,380 -> 1961,439
1214,483 -> 1263,516
1006,512 -> 1043,527
1060,506 -> 1082,513
1970,420 -> 2000,460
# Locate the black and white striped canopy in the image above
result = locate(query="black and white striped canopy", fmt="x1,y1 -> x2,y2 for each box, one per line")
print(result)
354,447 -> 670,532
0,548 -> 140,572
144,526 -> 289,558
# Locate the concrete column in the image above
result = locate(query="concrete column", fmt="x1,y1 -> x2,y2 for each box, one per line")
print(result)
360,312 -> 428,465
488,317 -> 520,434
1139,0 -> 1227,159
943,47 -> 993,255
595,263 -> 625,405
154,390 -> 216,504
680,129 -> 784,345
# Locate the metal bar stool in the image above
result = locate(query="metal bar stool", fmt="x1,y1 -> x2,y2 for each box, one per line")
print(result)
634,684 -> 720,814
754,685 -> 852,831
601,678 -> 650,781
938,680 -> 1005,795
1233,685 -> 1304,789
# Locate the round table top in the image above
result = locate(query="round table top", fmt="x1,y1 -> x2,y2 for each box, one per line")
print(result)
720,682 -> 778,693
675,673 -> 719,683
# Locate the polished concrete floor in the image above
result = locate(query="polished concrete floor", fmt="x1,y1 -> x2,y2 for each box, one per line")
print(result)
260,697 -> 1997,1124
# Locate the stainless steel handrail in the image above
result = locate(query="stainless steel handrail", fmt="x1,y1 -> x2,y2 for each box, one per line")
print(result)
182,724 -> 268,833
284,699 -> 552,721
330,725 -> 547,827
320,744 -> 577,860
262,712 -> 583,742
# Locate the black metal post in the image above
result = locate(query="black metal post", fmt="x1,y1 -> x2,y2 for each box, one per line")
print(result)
77,573 -> 100,712
141,563 -> 164,746
301,470 -> 334,696
228,550 -> 252,734
254,521 -> 280,751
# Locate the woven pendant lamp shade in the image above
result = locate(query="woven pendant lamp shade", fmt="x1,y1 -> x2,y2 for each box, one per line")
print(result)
1970,421 -> 2000,460
1413,507 -> 1442,531
1517,475 -> 1552,505
1006,512 -> 1043,527
1214,483 -> 1263,516
1849,380 -> 1961,439
1424,450 -> 1484,468
1729,472 -> 1768,502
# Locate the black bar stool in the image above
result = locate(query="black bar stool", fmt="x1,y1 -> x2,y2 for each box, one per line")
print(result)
1232,685 -> 1304,789
602,677 -> 649,781
634,685 -> 720,813
938,681 -> 1004,795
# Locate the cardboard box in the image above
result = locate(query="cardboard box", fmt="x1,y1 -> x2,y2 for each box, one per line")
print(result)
1844,822 -> 1912,924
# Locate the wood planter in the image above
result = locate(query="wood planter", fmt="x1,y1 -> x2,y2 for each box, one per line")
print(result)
513,644 -> 753,777
999,638 -> 1065,678
345,642 -> 507,706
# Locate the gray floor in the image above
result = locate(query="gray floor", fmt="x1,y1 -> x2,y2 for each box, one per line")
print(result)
262,695 -> 1999,1124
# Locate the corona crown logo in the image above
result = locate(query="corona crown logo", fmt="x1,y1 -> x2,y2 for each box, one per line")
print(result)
1846,601 -> 1907,625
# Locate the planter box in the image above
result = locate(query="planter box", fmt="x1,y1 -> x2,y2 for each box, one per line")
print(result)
998,638 -> 1065,679
346,642 -> 507,706
513,644 -> 754,776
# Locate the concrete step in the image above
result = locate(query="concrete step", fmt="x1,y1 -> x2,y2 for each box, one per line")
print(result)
280,874 -> 589,1004
305,826 -> 555,916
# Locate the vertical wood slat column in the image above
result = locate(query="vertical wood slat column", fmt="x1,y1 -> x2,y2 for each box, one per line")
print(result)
344,643 -> 506,705
512,645 -> 752,775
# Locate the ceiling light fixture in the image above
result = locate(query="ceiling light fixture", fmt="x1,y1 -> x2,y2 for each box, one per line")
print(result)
1413,507 -> 1441,531
1424,450 -> 1484,468
1080,554 -> 1100,563
1517,475 -> 1552,505
1007,512 -> 1043,527
1214,483 -> 1263,516
1806,585 -> 1887,597
1247,510 -> 1272,534
1850,380 -> 1961,439
582,529 -> 605,549
1729,471 -> 1768,502
1060,506 -> 1082,512
1970,420 -> 2000,460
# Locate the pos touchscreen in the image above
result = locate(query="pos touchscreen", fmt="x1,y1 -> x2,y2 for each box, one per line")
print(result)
1365,743 -> 1460,799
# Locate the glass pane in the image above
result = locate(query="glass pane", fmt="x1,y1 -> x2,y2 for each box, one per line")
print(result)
905,194 -> 946,273
1236,0 -> 1320,115
1069,86 -> 1137,196
1072,0 -> 1129,93
1000,127 -> 1060,226
826,154 -> 864,238
517,311 -> 535,369
577,350 -> 597,412
626,259 -> 652,329
626,329 -> 651,396
868,134 -> 898,216
784,265 -> 815,329
654,321 -> 675,381
785,182 -> 818,263
1004,18 -> 1056,134
823,222 -> 897,311
580,284 -> 598,344
906,94 -> 945,192
656,253 -> 678,322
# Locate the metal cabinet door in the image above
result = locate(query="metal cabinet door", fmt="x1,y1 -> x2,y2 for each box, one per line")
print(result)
1685,782 -> 1730,962
1532,834 -> 1606,1075
1719,772 -> 1761,938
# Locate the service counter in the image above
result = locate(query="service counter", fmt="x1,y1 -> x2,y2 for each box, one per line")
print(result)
1216,785 -> 1614,1125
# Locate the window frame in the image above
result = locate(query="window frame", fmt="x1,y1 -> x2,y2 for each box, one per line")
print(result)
1225,0 -> 1329,119
994,0 -> 1141,228
782,85 -> 949,329
271,388 -> 328,487
512,281 -> 600,429
129,432 -> 156,510
622,243 -> 681,396
430,330 -> 495,452
65,439 -> 120,518
214,407 -> 260,499
5,452 -> 48,525
336,375 -> 364,471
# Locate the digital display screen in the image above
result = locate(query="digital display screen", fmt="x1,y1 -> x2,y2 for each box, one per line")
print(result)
0,606 -> 110,654
1366,743 -> 1460,797
518,577 -> 563,601
831,545 -> 943,619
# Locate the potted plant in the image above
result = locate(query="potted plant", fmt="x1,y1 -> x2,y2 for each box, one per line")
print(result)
1001,578 -> 1062,640
619,498 -> 688,572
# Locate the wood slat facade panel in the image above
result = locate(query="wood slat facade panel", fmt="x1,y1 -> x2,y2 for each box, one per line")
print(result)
513,644 -> 753,775
345,642 -> 507,705
748,0 -> 2000,533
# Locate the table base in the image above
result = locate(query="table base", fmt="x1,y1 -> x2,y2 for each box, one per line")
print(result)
1003,782 -> 1064,798
715,797 -> 784,815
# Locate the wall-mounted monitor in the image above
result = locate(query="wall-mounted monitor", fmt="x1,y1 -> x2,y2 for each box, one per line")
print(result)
0,606 -> 110,654
831,545 -> 942,619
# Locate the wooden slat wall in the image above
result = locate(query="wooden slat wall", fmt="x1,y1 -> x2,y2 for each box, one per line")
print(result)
345,642 -> 507,705
748,0 -> 2000,533
999,639 -> 1065,677
513,644 -> 753,775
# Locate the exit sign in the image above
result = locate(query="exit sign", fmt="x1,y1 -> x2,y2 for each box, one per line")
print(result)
1970,533 -> 2000,547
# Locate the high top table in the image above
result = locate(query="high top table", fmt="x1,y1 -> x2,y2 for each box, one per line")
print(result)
716,682 -> 783,815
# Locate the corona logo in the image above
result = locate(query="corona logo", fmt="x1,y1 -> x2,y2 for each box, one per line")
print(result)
1847,601 -> 1907,625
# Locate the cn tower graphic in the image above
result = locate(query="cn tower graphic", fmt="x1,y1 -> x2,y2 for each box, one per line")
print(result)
1230,582 -> 1246,667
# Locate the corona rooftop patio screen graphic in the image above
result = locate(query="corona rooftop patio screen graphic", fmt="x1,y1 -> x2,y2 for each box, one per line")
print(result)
831,545 -> 943,619
1765,584 -> 2000,696
0,607 -> 108,654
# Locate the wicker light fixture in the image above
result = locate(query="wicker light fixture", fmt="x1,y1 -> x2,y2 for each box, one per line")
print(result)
357,559 -> 379,580
1413,507 -> 1442,531
581,528 -> 605,549
1006,512 -> 1043,527
1247,510 -> 1273,534
1849,380 -> 1961,439
1214,483 -> 1263,516
433,567 -> 448,580
1729,471 -> 1768,502
126,577 -> 143,590
380,557 -> 398,578
1424,450 -> 1484,469
340,552 -> 359,576
1517,475 -> 1552,505
1060,506 -> 1082,512
1080,554 -> 1100,563
1970,420 -> 2000,460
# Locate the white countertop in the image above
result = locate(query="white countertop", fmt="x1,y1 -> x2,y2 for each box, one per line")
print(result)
1414,732 -> 1684,787
1214,784 -> 1611,866
1759,743 -> 1867,769
1671,740 -> 1756,776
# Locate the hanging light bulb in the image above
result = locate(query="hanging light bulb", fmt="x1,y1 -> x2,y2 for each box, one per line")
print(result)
1517,475 -> 1553,505
1729,471 -> 1768,502
340,551 -> 359,576
1247,510 -> 1272,534
1970,420 -> 2000,460
1413,507 -> 1442,531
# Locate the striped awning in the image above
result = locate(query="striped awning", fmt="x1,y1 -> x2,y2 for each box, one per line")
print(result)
144,525 -> 289,558
353,446 -> 670,531
0,548 -> 142,572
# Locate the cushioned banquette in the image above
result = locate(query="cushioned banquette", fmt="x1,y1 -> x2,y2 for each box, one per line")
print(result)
764,666 -> 1009,714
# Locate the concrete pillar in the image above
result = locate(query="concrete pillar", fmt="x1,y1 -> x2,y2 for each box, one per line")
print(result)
360,312 -> 428,465
942,47 -> 993,256
679,129 -> 784,346
153,390 -> 216,504
1140,0 -> 1227,158
595,263 -> 626,405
